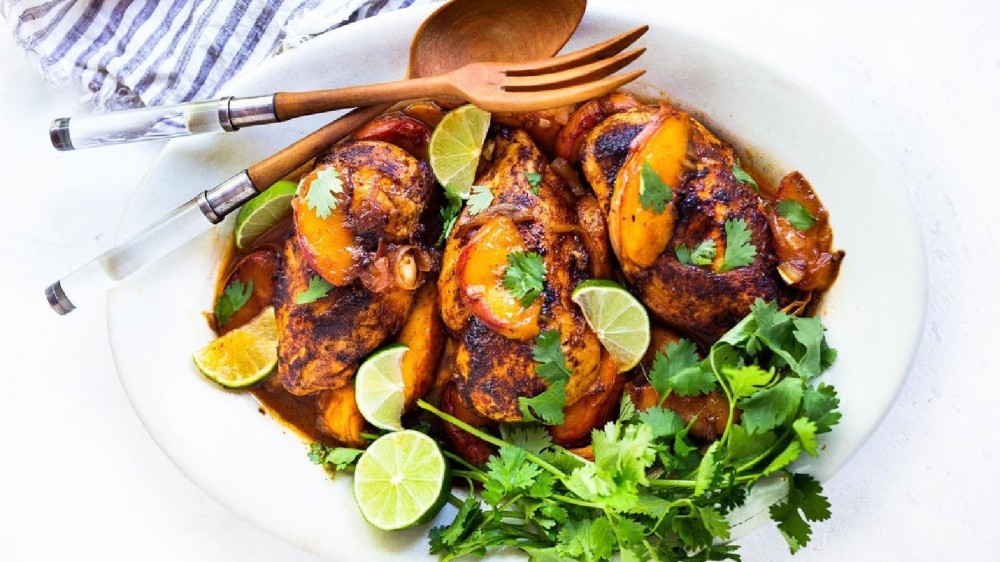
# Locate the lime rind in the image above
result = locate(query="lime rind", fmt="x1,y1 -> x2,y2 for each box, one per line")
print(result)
572,280 -> 651,372
192,307 -> 278,388
353,430 -> 450,530
429,104 -> 491,198
355,344 -> 409,431
234,180 -> 297,249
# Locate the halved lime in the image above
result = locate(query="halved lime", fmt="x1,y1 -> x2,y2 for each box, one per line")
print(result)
192,307 -> 278,388
428,104 -> 491,198
572,279 -> 650,372
234,180 -> 297,249
353,430 -> 451,530
355,344 -> 409,431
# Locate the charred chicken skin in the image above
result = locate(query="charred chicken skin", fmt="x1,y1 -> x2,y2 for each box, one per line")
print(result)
275,126 -> 437,396
573,94 -> 840,339
438,127 -> 603,423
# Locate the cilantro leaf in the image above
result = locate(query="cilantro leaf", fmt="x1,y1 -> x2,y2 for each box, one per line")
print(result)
214,279 -> 253,327
437,187 -> 464,247
525,172 -> 543,194
556,517 -> 614,562
792,316 -> 825,380
466,185 -> 494,216
719,218 -> 757,272
722,364 -> 775,400
638,160 -> 673,214
429,493 -> 484,554
769,473 -> 831,553
295,275 -> 333,304
519,381 -> 566,425
727,423 -> 778,463
793,417 -> 819,456
533,329 -> 572,384
638,406 -> 684,438
803,383 -> 841,434
302,166 -> 344,219
732,159 -> 758,191
649,339 -> 717,398
499,425 -> 553,455
482,446 -> 544,504
776,199 -> 817,230
693,441 -> 723,497
676,238 -> 716,266
307,443 -> 362,471
503,251 -> 546,307
762,441 -> 802,476
738,377 -> 804,435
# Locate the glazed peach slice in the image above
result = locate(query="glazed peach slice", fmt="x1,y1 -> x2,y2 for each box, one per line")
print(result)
608,107 -> 692,270
291,164 -> 360,287
456,216 -> 541,340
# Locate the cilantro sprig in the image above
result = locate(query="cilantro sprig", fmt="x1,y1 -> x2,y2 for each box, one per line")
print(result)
405,299 -> 839,561
502,251 -> 546,307
719,218 -> 757,272
638,160 -> 673,214
301,167 -> 344,219
295,275 -> 333,304
214,279 -> 253,327
519,329 -> 571,425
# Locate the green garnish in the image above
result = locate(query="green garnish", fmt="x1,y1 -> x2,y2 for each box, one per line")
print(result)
214,279 -> 253,327
295,275 -> 333,304
776,199 -> 817,230
308,442 -> 364,471
502,251 -> 546,307
301,166 -> 344,219
414,298 -> 839,561
719,218 -> 757,272
437,187 -> 464,247
466,185 -> 494,216
732,159 -> 758,191
676,239 -> 716,266
525,172 -> 543,194
638,159 -> 673,214
519,329 -> 571,425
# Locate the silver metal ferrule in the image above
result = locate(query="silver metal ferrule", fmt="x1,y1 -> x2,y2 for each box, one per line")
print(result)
223,95 -> 278,131
45,281 -> 75,315
199,170 -> 260,223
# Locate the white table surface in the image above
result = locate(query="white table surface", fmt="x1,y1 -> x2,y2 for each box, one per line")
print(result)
2,1 -> 997,560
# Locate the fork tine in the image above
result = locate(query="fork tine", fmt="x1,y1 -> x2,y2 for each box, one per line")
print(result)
477,69 -> 646,114
502,48 -> 645,91
503,25 -> 648,76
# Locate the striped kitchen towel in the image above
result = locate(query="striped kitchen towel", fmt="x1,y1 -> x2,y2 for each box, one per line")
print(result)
1,0 -> 436,110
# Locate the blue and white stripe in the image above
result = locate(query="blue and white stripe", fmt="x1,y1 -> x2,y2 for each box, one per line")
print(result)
1,0 -> 433,110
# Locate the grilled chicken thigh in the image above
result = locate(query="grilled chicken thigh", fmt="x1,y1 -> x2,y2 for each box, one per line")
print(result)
438,128 -> 603,422
577,98 -> 793,339
275,135 -> 436,396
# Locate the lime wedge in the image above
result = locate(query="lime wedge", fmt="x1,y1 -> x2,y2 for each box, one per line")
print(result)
234,180 -> 297,249
354,344 -> 409,431
571,279 -> 650,372
353,430 -> 451,530
192,307 -> 278,388
428,104 -> 491,198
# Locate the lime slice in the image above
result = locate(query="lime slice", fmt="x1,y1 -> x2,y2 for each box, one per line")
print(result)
193,307 -> 278,388
353,430 -> 450,530
428,104 -> 491,198
571,280 -> 650,372
234,180 -> 297,249
355,344 -> 409,431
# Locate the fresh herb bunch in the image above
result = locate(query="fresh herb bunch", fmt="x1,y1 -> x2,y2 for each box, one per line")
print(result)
312,299 -> 840,561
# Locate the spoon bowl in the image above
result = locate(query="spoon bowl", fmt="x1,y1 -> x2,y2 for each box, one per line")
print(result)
409,0 -> 587,77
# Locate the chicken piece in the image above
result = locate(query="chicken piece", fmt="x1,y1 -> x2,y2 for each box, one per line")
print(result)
276,132 -> 437,395
438,128 -> 603,422
578,104 -> 792,339
555,92 -> 648,166
275,235 -> 415,395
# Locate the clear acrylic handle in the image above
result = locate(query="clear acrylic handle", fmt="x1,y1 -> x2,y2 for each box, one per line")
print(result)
49,96 -> 277,151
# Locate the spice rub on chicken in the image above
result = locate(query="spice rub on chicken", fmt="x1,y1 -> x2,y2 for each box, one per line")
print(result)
275,133 -> 438,396
438,127 -> 605,423
570,94 -> 841,340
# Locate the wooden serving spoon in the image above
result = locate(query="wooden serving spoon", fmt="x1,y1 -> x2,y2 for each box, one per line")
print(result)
47,0 -> 590,314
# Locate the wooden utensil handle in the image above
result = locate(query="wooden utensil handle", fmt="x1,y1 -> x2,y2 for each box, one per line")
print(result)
248,103 -> 390,189
273,75 -> 452,122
